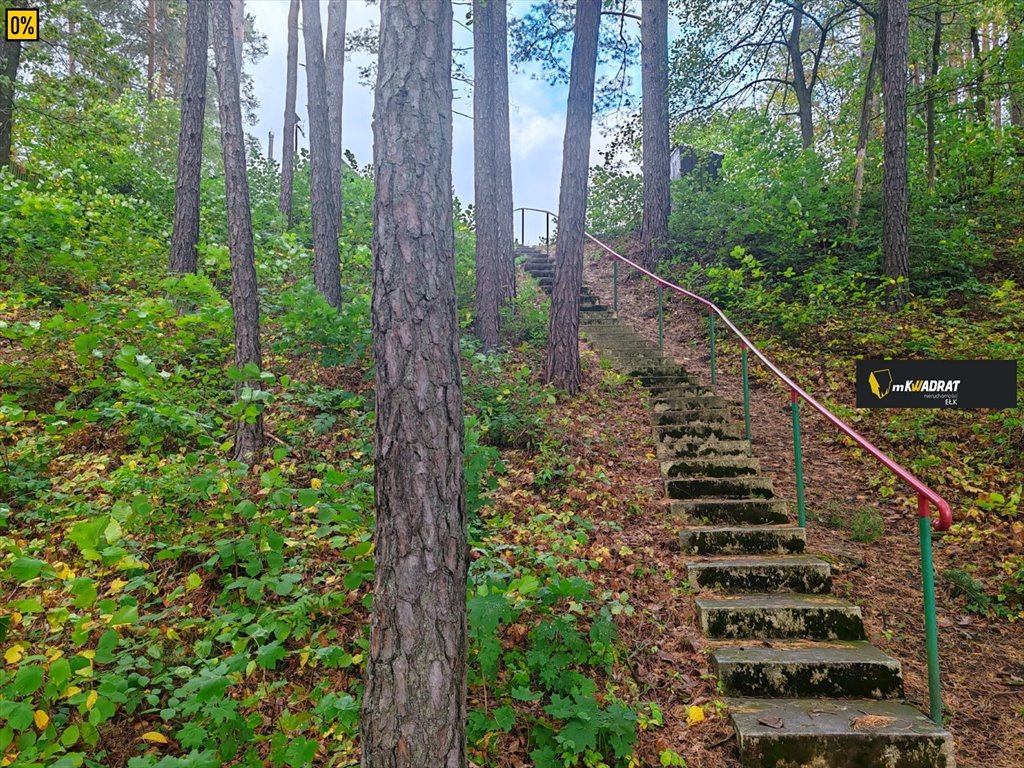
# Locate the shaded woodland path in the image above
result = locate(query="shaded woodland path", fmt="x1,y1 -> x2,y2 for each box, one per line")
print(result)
577,247 -> 1024,767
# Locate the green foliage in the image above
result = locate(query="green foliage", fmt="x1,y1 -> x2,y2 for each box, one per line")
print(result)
463,350 -> 554,449
849,507 -> 885,544
587,166 -> 642,239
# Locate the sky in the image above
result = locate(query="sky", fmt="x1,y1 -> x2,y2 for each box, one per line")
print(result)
244,0 -> 633,242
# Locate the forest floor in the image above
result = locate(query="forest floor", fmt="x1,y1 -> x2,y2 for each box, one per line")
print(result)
583,247 -> 1024,767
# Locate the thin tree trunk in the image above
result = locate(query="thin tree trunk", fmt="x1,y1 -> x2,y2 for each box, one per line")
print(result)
473,0 -> 503,349
362,2 -> 465,767
229,0 -> 244,74
850,20 -> 879,229
0,37 -> 20,168
68,15 -> 76,78
211,0 -> 264,459
1011,22 -> 1024,126
787,1 -> 815,148
156,0 -> 169,98
170,0 -> 208,275
926,5 -> 941,190
326,0 -> 347,216
546,0 -> 601,395
640,0 -> 670,271
991,24 -> 1002,133
882,0 -> 909,309
147,0 -> 157,101
280,0 -> 299,226
492,0 -> 515,304
970,27 -> 987,122
302,0 -> 342,308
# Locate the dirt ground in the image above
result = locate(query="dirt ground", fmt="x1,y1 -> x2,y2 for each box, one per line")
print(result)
581,248 -> 1024,768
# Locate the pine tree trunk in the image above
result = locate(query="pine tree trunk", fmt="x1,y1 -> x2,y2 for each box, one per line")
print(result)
279,0 -> 299,226
926,5 -> 941,190
0,38 -> 20,168
229,0 -> 244,74
147,0 -> 157,101
170,0 -> 208,275
882,0 -> 909,309
640,0 -> 670,271
473,0 -> 503,350
491,0 -> 515,304
546,0 -> 601,395
326,0 -> 347,216
156,0 -> 169,98
211,0 -> 264,459
302,0 -> 342,308
849,15 -> 879,230
787,2 -> 815,149
361,3 -> 465,767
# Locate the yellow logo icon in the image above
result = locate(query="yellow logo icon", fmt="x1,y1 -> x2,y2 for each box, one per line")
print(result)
868,369 -> 892,399
5,9 -> 39,41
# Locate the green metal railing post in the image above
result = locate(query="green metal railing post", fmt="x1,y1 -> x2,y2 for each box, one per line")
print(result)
657,285 -> 664,351
918,495 -> 943,724
790,390 -> 806,528
741,345 -> 751,441
545,212 -> 550,257
708,311 -> 716,385
613,260 -> 619,313
521,208 -> 526,245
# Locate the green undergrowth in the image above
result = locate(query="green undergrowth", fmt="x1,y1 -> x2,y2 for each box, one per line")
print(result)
1,98 -> 654,767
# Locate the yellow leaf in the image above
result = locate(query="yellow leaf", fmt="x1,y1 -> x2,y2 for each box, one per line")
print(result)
79,650 -> 95,661
53,562 -> 74,580
310,478 -> 323,490
34,710 -> 49,729
2,751 -> 18,766
62,685 -> 82,699
142,731 -> 168,744
109,578 -> 128,592
4,644 -> 24,664
85,691 -> 98,710
686,705 -> 705,727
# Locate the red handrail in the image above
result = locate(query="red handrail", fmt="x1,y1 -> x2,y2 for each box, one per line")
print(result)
516,206 -> 953,531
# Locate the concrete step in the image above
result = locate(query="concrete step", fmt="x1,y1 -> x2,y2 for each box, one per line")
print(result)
661,455 -> 760,478
652,396 -> 729,412
680,525 -> 805,555
727,698 -> 953,768
697,594 -> 865,640
658,437 -> 752,460
667,474 -> 773,502
653,408 -> 733,426
649,382 -> 717,398
672,499 -> 790,525
711,641 -> 903,699
657,420 -> 746,441
685,555 -> 831,593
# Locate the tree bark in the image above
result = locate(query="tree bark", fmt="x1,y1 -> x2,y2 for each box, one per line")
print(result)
302,0 -> 342,308
280,0 -> 299,226
882,0 -> 909,308
156,0 -> 169,98
170,0 -> 209,275
970,27 -> 987,122
0,37 -> 20,168
546,0 -> 601,395
326,0 -> 347,215
229,0 -> 244,74
640,0 -> 670,271
491,0 -> 515,305
787,1 -> 815,149
849,14 -> 879,230
473,0 -> 505,349
211,0 -> 264,459
926,5 -> 941,190
361,3 -> 465,767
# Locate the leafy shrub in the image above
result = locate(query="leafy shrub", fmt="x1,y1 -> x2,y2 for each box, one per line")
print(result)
850,507 -> 885,544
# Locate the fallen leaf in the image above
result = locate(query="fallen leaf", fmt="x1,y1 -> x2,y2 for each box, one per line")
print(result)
758,715 -> 785,729
33,710 -> 49,729
851,715 -> 895,730
686,705 -> 705,726
142,731 -> 168,744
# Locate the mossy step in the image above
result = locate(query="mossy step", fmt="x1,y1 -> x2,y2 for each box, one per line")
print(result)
658,421 -> 746,441
649,382 -> 718,398
697,594 -> 865,640
672,499 -> 790,525
652,408 -> 733,426
658,438 -> 752,460
667,474 -> 774,500
727,698 -> 953,768
711,641 -> 903,699
661,455 -> 760,478
679,525 -> 805,555
651,396 -> 729,412
685,555 -> 831,593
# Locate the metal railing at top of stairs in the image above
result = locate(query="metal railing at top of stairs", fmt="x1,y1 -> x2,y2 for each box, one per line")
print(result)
515,206 -> 951,724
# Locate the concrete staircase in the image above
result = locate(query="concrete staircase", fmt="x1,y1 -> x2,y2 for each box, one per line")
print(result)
519,246 -> 955,768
